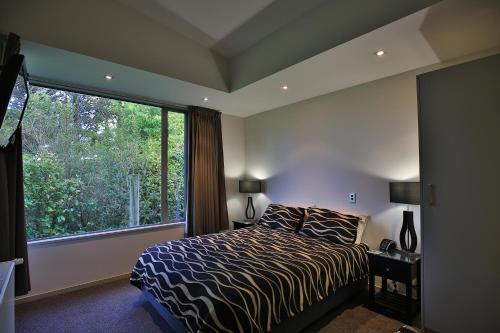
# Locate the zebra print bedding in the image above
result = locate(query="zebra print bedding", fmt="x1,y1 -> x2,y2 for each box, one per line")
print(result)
130,225 -> 369,333
300,208 -> 360,245
258,204 -> 305,231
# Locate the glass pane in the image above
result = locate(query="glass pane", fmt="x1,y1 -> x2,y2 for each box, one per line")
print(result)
0,72 -> 28,147
167,111 -> 185,221
22,86 -> 163,240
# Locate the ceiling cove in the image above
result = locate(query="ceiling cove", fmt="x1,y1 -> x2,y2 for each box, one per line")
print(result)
1,0 -> 440,91
4,0 -> 500,117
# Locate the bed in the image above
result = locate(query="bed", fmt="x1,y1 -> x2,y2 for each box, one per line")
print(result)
130,224 -> 369,333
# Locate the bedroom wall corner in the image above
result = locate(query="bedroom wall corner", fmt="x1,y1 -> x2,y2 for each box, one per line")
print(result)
221,113 -> 246,226
242,48 -> 500,251
244,71 -> 421,251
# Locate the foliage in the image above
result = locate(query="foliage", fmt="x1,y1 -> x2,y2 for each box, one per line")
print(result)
22,86 -> 185,240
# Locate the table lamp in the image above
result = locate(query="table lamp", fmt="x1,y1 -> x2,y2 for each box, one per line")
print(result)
239,180 -> 261,220
389,182 -> 420,253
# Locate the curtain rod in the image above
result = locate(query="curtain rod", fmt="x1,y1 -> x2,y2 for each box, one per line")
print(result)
29,75 -> 189,112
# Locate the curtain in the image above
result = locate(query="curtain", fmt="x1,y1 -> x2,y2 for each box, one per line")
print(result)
0,128 -> 30,295
187,107 -> 229,236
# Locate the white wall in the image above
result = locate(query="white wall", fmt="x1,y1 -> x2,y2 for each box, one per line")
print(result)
221,114 -> 246,225
22,225 -> 185,300
245,71 -> 421,250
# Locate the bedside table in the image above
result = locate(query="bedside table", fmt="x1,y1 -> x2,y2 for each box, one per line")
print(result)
232,219 -> 256,229
367,249 -> 421,324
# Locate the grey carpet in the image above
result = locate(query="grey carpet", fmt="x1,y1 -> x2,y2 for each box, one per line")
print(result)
319,307 -> 402,333
16,279 -> 169,333
16,279 -> 405,333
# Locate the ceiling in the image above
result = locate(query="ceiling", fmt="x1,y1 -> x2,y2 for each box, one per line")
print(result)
154,0 -> 276,41
21,0 -> 500,117
135,0 -> 275,41
1,0 -> 439,91
117,0 -> 328,58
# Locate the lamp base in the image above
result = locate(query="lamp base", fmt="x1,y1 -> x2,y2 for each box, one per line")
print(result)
400,210 -> 417,252
245,196 -> 255,220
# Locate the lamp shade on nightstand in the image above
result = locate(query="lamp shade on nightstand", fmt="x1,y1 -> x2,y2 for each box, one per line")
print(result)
239,180 -> 261,193
389,182 -> 420,205
389,182 -> 420,253
239,180 -> 262,220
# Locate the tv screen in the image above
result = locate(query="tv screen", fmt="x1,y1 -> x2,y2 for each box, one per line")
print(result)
0,54 -> 29,148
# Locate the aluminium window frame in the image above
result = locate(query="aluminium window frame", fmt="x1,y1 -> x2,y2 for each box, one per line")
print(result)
25,79 -> 188,243
161,107 -> 189,225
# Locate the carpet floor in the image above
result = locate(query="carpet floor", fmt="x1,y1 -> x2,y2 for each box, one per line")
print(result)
16,279 -> 405,333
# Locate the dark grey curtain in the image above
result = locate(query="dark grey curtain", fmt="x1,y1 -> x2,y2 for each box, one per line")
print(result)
0,128 -> 30,295
187,107 -> 229,236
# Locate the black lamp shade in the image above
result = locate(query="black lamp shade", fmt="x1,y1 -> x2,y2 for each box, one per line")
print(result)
389,182 -> 420,205
239,180 -> 261,193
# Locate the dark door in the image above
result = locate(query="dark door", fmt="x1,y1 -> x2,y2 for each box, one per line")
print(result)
418,53 -> 500,332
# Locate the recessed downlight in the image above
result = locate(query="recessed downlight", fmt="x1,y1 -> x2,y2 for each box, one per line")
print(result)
203,97 -> 209,102
375,50 -> 386,57
104,74 -> 113,80
281,85 -> 288,91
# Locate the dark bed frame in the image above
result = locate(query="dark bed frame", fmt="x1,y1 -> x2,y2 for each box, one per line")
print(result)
142,277 -> 367,333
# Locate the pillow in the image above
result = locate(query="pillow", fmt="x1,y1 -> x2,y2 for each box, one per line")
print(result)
338,210 -> 369,244
299,207 -> 359,244
258,204 -> 305,231
280,203 -> 316,230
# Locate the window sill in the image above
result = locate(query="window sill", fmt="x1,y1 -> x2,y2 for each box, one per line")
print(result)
27,222 -> 186,246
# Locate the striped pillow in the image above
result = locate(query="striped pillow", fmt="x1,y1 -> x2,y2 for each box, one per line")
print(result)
259,204 -> 305,232
299,208 -> 359,244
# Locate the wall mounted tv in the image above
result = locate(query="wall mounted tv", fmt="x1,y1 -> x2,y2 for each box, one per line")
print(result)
0,53 -> 29,148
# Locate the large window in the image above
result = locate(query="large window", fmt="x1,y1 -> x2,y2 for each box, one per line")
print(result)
22,86 -> 186,240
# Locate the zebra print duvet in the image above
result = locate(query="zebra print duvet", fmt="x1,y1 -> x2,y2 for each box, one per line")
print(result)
130,225 -> 369,333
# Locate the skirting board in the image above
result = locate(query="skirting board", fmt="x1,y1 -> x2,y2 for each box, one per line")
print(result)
15,273 -> 130,304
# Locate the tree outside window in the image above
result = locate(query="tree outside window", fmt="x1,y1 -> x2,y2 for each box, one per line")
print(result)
22,86 -> 186,240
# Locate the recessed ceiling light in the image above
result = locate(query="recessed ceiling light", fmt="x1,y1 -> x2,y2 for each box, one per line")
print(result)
281,85 -> 288,91
203,97 -> 209,102
104,74 -> 113,80
375,50 -> 386,57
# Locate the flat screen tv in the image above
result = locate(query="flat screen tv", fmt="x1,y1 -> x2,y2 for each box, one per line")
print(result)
0,54 -> 29,148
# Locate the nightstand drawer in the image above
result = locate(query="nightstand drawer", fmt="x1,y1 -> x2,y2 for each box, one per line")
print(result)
370,255 -> 409,281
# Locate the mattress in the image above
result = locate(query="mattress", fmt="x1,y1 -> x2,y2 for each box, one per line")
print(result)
130,225 -> 369,333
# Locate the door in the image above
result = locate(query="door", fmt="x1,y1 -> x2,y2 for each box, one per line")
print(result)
418,53 -> 500,332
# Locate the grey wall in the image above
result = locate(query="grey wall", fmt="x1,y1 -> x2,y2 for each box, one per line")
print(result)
245,71 -> 422,250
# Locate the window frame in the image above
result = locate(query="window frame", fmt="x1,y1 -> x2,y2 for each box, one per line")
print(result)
161,107 -> 188,225
25,81 -> 188,243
